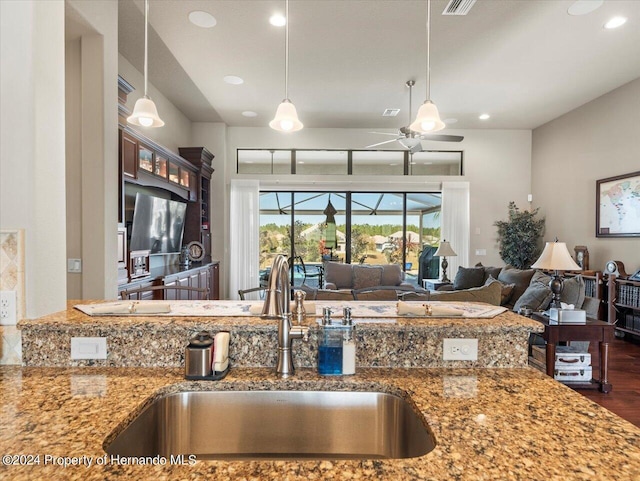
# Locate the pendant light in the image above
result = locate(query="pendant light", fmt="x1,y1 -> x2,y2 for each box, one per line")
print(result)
127,0 -> 164,128
269,0 -> 303,132
409,0 -> 445,133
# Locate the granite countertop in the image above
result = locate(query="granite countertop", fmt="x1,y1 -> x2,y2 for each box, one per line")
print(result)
1,365 -> 639,480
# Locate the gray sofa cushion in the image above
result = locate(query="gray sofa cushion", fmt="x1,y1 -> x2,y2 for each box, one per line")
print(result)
498,267 -> 535,306
475,263 -> 503,283
352,265 -> 384,290
453,266 -> 485,290
324,262 -> 353,289
430,281 -> 502,306
513,284 -> 553,312
380,264 -> 404,286
354,288 -> 400,301
484,276 -> 516,306
315,289 -> 354,301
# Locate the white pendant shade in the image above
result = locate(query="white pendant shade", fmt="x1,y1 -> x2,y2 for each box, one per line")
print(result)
398,137 -> 421,149
531,242 -> 581,271
127,0 -> 163,128
409,100 -> 445,133
127,96 -> 165,127
269,99 -> 303,132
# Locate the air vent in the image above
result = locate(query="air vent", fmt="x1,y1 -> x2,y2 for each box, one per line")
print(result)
443,0 -> 477,16
382,109 -> 401,117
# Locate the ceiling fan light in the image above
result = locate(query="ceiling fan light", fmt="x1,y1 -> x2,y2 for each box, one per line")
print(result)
269,99 -> 303,132
398,137 -> 421,149
127,96 -> 165,128
409,100 -> 445,133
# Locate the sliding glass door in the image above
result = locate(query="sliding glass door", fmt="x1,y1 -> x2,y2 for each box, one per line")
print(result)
259,191 -> 441,288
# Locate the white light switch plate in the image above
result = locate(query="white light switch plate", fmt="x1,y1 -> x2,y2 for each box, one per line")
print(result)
443,338 -> 478,361
71,337 -> 107,360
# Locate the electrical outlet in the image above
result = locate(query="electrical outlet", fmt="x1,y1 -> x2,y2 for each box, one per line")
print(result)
0,291 -> 17,325
443,338 -> 478,361
70,337 -> 107,360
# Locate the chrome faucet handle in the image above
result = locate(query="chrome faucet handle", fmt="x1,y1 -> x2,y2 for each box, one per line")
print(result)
294,290 -> 306,324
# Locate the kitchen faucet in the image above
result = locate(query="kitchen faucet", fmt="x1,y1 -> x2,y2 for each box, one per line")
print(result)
262,255 -> 309,377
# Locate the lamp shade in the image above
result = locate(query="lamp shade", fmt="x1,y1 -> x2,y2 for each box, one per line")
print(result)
434,240 -> 457,257
127,96 -> 165,127
409,100 -> 445,133
269,99 -> 303,132
530,242 -> 581,271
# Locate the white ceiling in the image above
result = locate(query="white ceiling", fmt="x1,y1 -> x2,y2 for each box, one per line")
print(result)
118,0 -> 640,130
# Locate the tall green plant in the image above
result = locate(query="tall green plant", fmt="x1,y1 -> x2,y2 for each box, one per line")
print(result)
494,202 -> 545,269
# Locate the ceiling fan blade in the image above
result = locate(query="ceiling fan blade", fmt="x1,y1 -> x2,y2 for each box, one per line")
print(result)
368,131 -> 401,137
420,134 -> 464,142
365,139 -> 400,148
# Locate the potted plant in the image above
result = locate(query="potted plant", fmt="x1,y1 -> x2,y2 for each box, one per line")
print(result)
494,202 -> 545,269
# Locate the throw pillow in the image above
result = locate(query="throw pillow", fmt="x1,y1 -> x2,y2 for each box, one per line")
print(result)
380,264 -> 403,286
513,284 -> 553,313
530,271 -> 586,308
498,267 -> 535,306
475,263 -> 503,283
453,266 -> 485,290
430,281 -> 502,306
324,261 -> 353,289
352,265 -> 384,290
484,276 -> 516,306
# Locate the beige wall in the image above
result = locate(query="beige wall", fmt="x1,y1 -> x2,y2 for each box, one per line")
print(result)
1,0 -> 67,317
532,78 -> 640,274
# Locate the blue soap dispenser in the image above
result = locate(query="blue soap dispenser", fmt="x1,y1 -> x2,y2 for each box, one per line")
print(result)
318,307 -> 343,375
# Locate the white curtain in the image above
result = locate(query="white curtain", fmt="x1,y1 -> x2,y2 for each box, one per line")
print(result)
229,179 -> 260,300
441,182 -> 470,278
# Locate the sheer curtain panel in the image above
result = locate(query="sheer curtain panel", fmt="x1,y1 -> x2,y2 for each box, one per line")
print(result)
229,179 -> 260,299
441,182 -> 470,279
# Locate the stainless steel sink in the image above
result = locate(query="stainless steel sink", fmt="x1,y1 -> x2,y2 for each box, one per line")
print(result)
105,390 -> 435,460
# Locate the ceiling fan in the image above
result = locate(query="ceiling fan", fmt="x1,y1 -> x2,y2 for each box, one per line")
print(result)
365,80 -> 463,152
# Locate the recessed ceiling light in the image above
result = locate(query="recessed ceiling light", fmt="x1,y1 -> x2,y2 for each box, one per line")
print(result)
188,11 -> 217,28
479,113 -> 491,120
298,161 -> 305,164
269,14 -> 286,27
443,118 -> 458,124
604,16 -> 627,29
242,111 -> 258,117
224,75 -> 244,85
567,0 -> 603,16
389,163 -> 398,166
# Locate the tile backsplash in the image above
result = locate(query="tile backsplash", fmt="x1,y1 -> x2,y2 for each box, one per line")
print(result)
1,230 -> 25,364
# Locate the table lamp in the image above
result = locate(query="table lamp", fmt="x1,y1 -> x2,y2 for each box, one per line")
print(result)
434,240 -> 457,283
530,240 -> 581,308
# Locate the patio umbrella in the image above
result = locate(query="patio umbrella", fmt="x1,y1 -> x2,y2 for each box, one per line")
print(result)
323,199 -> 337,250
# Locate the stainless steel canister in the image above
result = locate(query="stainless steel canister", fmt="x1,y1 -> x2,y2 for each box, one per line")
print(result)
185,331 -> 214,378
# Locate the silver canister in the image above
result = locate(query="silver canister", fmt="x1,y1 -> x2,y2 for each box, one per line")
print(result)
185,331 -> 214,378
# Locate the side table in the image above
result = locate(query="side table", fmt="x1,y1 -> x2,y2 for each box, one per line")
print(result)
531,313 -> 614,393
422,279 -> 452,292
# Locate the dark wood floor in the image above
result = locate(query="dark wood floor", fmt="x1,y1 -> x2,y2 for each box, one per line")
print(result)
572,336 -> 640,428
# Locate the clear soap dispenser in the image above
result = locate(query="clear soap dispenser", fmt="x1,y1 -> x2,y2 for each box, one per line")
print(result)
342,307 -> 356,375
318,307 -> 343,375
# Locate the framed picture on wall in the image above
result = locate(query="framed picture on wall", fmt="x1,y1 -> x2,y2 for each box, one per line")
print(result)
596,171 -> 640,237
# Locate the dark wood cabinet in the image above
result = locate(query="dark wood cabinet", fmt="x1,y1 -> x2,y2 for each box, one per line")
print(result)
120,262 -> 219,300
179,147 -> 214,258
608,275 -> 640,338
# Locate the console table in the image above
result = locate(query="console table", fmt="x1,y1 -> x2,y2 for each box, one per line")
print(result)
531,313 -> 614,393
